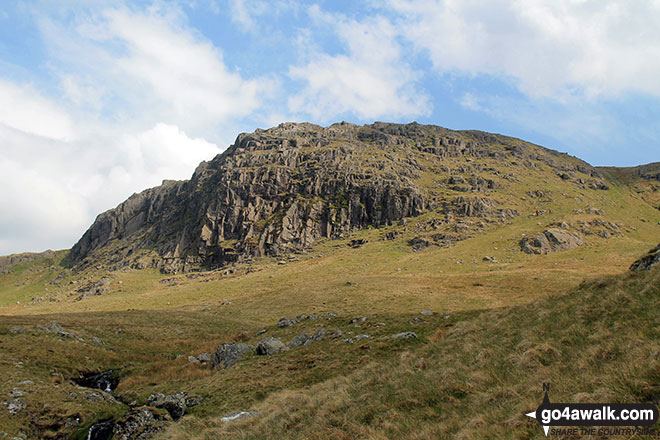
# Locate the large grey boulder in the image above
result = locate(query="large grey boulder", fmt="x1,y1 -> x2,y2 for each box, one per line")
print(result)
211,343 -> 252,369
256,337 -> 289,355
630,244 -> 660,271
148,392 -> 187,420
520,228 -> 584,254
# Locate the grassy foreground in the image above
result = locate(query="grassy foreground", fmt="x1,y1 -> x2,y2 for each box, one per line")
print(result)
167,266 -> 660,439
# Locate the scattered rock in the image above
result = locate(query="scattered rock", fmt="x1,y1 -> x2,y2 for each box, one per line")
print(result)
350,317 -> 367,324
187,356 -> 199,364
211,343 -> 252,369
391,332 -> 418,339
348,239 -> 367,248
36,321 -> 76,338
322,312 -> 339,318
355,334 -> 371,340
256,337 -> 288,355
277,317 -> 297,328
345,281 -> 358,286
2,398 -> 26,415
630,243 -> 660,271
9,327 -> 25,334
197,353 -> 211,365
289,333 -> 311,347
420,310 -> 433,316
255,328 -> 267,336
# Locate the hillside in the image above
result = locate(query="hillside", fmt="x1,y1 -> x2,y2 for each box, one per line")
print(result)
1,122 -> 660,439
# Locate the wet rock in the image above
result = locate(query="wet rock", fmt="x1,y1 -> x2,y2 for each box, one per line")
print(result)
211,343 -> 252,369
112,407 -> 171,440
391,332 -> 418,339
74,370 -> 118,393
87,419 -> 114,440
256,337 -> 288,355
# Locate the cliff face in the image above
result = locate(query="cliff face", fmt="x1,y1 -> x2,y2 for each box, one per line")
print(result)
69,121 -> 607,273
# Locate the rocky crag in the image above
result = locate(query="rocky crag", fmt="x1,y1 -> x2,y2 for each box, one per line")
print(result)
68,122 -> 611,273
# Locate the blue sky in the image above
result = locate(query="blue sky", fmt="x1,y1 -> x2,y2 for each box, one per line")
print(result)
1,0 -> 660,254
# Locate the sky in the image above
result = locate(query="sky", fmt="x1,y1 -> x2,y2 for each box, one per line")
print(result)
1,0 -> 660,255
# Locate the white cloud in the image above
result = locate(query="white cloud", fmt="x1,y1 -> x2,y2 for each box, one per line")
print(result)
0,79 -> 76,141
38,3 -> 271,140
386,0 -> 660,99
288,9 -> 430,122
0,118 -> 221,255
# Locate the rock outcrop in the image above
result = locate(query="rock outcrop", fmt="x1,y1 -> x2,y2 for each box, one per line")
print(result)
520,229 -> 585,254
67,122 -> 608,273
630,243 -> 660,271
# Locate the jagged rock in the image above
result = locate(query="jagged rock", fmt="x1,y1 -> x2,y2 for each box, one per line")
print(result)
36,321 -> 76,338
211,343 -> 252,369
0,250 -> 56,274
147,391 -> 201,420
520,229 -> 584,254
289,333 -> 311,347
391,332 -> 418,339
630,244 -> 660,271
112,407 -> 172,440
197,353 -> 211,365
256,337 -> 288,355
277,317 -> 297,328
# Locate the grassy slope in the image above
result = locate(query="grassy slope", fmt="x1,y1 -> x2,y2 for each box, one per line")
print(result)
168,267 -> 660,440
1,149 -> 660,437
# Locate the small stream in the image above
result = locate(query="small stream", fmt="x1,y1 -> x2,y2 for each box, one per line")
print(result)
86,419 -> 114,440
73,370 -> 120,438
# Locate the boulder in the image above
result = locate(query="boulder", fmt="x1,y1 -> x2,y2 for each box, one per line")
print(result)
256,337 -> 288,355
277,317 -> 297,328
148,392 -> 200,420
211,343 -> 252,369
630,244 -> 660,271
36,321 -> 76,338
289,333 -> 311,347
391,332 -> 418,339
112,407 -> 172,440
520,228 -> 584,254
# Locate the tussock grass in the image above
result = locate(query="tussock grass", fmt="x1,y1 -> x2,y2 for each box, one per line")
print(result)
162,268 -> 660,439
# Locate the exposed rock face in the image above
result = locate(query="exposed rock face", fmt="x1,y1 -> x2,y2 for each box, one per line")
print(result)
0,250 -> 56,274
68,122 -> 607,273
630,244 -> 660,271
211,343 -> 252,369
520,229 -> 585,254
148,392 -> 202,420
112,407 -> 171,440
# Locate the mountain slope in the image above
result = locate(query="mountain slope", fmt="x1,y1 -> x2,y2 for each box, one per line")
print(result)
68,121 -> 614,273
